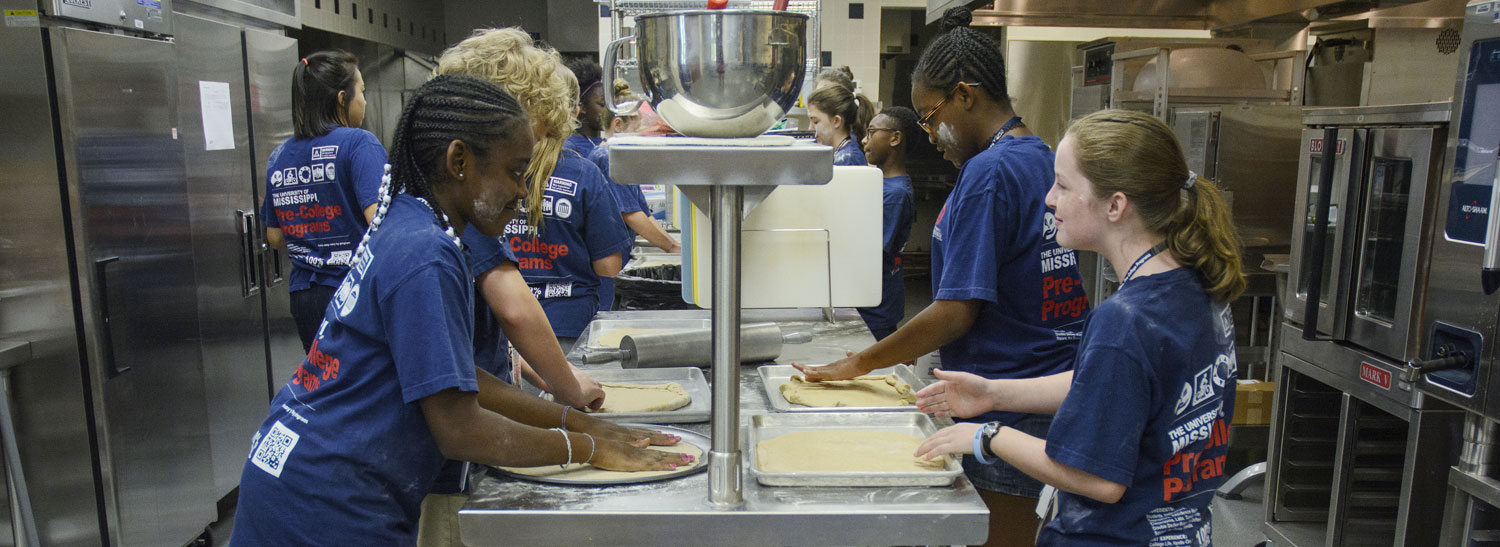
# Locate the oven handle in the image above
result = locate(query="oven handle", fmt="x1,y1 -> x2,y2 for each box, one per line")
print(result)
1482,158 -> 1500,294
1302,127 -> 1339,341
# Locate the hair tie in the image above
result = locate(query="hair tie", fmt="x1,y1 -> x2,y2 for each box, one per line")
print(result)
1183,172 -> 1197,190
301,58 -> 308,66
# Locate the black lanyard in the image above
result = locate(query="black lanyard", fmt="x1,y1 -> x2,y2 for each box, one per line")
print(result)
985,116 -> 1024,150
1120,242 -> 1169,287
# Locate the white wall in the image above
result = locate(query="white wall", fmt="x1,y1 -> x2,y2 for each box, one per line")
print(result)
819,0 -> 927,106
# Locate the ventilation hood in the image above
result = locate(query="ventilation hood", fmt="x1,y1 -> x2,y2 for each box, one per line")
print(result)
926,0 -> 1439,30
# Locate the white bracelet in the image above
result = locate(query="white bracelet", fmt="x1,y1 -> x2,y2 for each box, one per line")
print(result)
583,433 -> 596,465
551,427 -> 572,468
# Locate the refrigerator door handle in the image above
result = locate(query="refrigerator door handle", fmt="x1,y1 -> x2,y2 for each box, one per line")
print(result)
94,256 -> 129,377
1302,127 -> 1339,341
259,216 -> 286,288
1483,158 -> 1500,294
238,210 -> 261,297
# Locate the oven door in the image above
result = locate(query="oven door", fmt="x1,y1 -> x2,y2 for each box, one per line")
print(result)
1286,128 -> 1363,338
1345,128 -> 1442,362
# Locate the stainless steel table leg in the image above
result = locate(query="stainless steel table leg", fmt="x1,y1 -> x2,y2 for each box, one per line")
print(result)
708,185 -> 744,508
0,368 -> 40,547
1217,462 -> 1266,500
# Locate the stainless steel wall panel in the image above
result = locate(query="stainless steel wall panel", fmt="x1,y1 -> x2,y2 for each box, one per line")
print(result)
0,4 -> 108,543
50,27 -> 217,547
174,13 -> 273,502
243,27 -> 303,396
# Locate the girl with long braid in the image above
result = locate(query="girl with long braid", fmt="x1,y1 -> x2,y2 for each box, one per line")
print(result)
231,75 -> 690,547
794,8 -> 1088,546
915,109 -> 1243,545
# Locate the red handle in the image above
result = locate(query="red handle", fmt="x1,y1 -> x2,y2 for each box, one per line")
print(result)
773,0 -> 790,9
707,0 -> 729,9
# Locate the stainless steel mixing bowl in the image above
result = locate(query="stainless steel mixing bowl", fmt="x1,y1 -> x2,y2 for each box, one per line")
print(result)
603,10 -> 809,138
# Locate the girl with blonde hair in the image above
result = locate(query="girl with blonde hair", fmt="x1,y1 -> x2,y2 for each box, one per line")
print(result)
914,108 -> 1244,545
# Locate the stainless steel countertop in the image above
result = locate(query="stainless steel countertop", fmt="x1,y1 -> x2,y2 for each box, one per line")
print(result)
459,309 -> 990,547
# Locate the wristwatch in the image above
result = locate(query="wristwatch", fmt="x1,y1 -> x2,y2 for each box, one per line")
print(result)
973,421 -> 1002,464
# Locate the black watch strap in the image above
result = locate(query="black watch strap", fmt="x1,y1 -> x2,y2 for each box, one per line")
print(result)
980,421 -> 1001,461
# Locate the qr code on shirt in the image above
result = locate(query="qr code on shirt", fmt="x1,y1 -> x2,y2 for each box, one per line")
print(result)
250,421 -> 300,478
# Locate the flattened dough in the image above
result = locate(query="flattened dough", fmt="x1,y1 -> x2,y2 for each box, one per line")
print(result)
756,430 -> 948,473
594,328 -> 673,347
588,382 -> 691,413
779,374 -> 917,407
499,442 -> 704,481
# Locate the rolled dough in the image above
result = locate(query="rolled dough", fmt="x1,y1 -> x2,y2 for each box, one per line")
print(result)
756,430 -> 948,473
779,374 -> 916,407
588,382 -> 692,413
594,328 -> 673,347
499,442 -> 705,481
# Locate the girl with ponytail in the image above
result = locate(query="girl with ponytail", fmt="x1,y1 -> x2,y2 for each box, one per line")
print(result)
913,109 -> 1243,545
807,83 -> 872,166
264,49 -> 388,352
232,75 -> 690,546
796,9 -> 1088,545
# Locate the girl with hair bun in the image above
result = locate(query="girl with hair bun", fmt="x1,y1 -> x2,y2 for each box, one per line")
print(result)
795,7 -> 1088,546
263,48 -> 387,352
232,75 -> 689,547
807,83 -> 871,166
914,109 -> 1243,545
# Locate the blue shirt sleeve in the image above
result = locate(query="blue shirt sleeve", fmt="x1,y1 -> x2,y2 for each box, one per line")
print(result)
347,131 -> 388,209
609,183 -> 646,214
582,169 -> 634,261
933,187 -> 1011,303
1044,343 -> 1153,486
460,230 -> 518,277
379,261 -> 479,402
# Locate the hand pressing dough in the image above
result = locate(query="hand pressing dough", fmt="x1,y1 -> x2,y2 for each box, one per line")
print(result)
779,374 -> 917,407
587,382 -> 692,413
756,430 -> 948,473
594,328 -> 673,347
500,442 -> 705,481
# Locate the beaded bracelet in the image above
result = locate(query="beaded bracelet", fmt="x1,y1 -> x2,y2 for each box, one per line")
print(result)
550,427 -> 572,468
560,406 -> 570,430
583,433 -> 596,465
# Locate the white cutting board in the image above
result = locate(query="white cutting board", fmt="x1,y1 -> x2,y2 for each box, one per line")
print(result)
680,165 -> 882,308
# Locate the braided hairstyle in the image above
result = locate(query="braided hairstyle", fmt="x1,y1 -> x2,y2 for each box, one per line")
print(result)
363,74 -> 527,246
807,83 -> 873,146
911,7 -> 1010,108
292,49 -> 360,139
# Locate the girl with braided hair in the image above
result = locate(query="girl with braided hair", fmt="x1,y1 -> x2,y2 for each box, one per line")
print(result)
794,7 -> 1088,546
915,109 -> 1244,546
231,75 -> 690,547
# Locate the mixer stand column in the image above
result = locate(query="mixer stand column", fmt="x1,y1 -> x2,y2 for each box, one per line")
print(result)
708,185 -> 744,507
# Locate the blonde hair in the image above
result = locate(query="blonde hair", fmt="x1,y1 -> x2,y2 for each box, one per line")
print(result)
1065,109 -> 1245,302
437,27 -> 579,229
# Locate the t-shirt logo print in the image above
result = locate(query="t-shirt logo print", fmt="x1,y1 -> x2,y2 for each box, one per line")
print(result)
1042,211 -> 1058,241
1173,383 -> 1194,415
271,170 -> 284,187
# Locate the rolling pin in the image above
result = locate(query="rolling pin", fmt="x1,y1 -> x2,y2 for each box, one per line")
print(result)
582,323 -> 812,368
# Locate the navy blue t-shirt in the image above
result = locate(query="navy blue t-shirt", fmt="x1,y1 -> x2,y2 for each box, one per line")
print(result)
564,133 -> 603,159
1040,268 -> 1237,546
261,127 -> 387,291
462,229 -> 520,381
588,142 -> 654,312
857,175 -> 916,332
502,151 -> 632,337
930,135 -> 1087,425
232,194 -> 478,546
834,138 -> 867,167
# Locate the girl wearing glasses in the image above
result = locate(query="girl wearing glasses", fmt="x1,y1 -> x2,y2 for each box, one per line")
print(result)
794,7 -> 1088,546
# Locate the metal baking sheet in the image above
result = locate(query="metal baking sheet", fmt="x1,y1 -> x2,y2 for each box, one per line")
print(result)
748,412 -> 962,487
578,318 -> 710,349
492,425 -> 708,486
556,367 -> 710,424
758,364 -> 925,412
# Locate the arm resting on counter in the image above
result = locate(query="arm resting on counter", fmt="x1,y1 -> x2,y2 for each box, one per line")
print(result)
851,299 -> 980,374
591,252 -> 623,278
419,386 -> 583,468
476,263 -> 601,409
622,212 -> 680,253
990,426 -> 1126,504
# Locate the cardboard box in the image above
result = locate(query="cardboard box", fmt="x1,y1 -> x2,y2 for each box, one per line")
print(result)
1232,380 -> 1276,426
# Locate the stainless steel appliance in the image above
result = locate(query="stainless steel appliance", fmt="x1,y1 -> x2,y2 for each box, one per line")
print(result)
603,9 -> 810,137
1427,2 -> 1500,545
1267,102 -> 1459,547
47,0 -> 172,34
